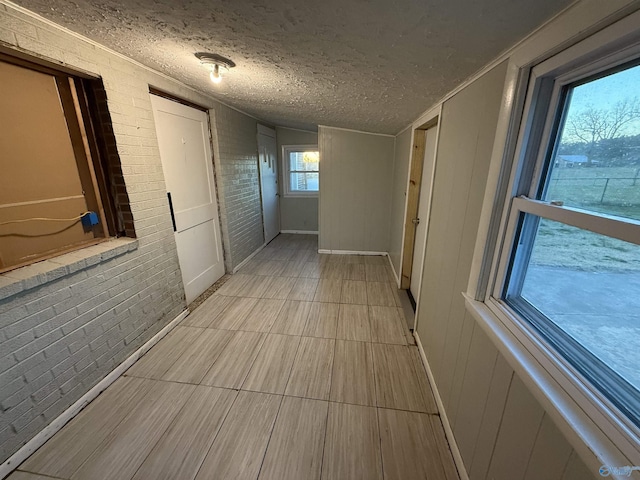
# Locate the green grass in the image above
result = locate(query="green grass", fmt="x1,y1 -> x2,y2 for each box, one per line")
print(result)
546,166 -> 640,220
529,218 -> 639,272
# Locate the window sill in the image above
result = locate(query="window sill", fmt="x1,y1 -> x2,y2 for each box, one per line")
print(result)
463,293 -> 640,473
0,238 -> 138,301
282,193 -> 319,198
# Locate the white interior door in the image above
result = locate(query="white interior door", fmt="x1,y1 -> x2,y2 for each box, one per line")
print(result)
257,125 -> 280,244
151,95 -> 225,304
410,126 -> 438,300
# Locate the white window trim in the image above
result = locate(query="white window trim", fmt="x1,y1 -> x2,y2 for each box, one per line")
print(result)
465,6 -> 640,473
281,144 -> 319,197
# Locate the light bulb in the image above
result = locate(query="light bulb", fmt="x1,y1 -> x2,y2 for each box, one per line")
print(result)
210,64 -> 222,84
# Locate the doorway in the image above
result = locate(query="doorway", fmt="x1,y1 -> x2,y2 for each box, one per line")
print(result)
150,94 -> 225,304
400,117 -> 440,313
409,126 -> 438,300
257,125 -> 280,244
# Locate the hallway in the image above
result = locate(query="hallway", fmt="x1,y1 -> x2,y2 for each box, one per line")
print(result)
10,234 -> 459,480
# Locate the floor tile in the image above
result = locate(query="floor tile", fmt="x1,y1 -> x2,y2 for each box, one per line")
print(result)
365,264 -> 390,283
161,328 -> 233,383
22,377 -> 155,478
132,386 -> 237,480
321,402 -> 382,480
242,334 -> 301,394
258,397 -> 328,480
215,274 -> 252,296
70,381 -> 195,480
288,277 -> 319,301
260,276 -> 296,299
366,281 -> 396,306
279,260 -> 304,278
369,305 -> 408,345
303,303 -> 339,339
237,258 -> 262,275
378,408 -> 459,480
182,295 -> 234,328
6,472 -> 56,480
209,297 -> 260,330
271,300 -> 312,335
300,262 -> 322,278
126,327 -> 201,379
343,263 -> 366,281
288,249 -> 312,263
364,256 -> 387,265
238,298 -> 285,332
337,304 -> 371,342
340,280 -> 367,304
194,391 -> 281,480
313,278 -> 342,303
330,340 -> 376,406
201,331 -> 266,389
285,336 -> 335,400
319,263 -> 344,280
235,275 -> 276,298
372,343 -> 429,412
410,347 -> 438,413
256,260 -> 287,276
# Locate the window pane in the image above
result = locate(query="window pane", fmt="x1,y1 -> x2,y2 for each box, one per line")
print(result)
507,215 -> 640,418
290,172 -> 319,192
544,64 -> 640,221
289,151 -> 319,172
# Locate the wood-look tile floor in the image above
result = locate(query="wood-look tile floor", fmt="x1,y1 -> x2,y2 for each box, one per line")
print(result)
12,234 -> 459,480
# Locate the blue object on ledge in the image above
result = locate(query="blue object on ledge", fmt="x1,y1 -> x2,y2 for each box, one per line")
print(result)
81,211 -> 100,227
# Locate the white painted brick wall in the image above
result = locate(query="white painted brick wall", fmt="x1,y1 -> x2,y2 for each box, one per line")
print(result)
0,2 -> 266,463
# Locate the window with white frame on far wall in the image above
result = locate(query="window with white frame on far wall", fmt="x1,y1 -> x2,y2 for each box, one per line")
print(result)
282,145 -> 319,196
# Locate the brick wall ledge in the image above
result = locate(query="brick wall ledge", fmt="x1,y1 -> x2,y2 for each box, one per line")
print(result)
0,238 -> 139,302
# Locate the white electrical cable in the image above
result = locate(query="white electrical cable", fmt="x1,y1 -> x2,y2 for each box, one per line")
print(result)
0,212 -> 91,226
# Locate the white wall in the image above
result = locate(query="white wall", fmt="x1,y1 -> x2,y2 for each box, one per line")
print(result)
407,45 -> 598,480
388,127 -> 412,278
275,127 -> 319,232
318,127 -> 395,252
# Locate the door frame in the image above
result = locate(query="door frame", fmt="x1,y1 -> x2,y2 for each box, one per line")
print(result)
399,108 -> 441,291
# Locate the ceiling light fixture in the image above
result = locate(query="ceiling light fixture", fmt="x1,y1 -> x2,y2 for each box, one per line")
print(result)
195,52 -> 235,85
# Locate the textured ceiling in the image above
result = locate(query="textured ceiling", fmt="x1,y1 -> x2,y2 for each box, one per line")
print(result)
13,0 -> 573,133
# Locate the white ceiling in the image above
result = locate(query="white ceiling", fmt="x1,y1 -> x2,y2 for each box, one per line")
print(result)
13,0 -> 573,134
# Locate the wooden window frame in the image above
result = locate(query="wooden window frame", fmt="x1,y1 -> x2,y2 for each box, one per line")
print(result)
0,53 -> 120,273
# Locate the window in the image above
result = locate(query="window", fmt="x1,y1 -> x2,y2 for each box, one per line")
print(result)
0,54 -> 120,272
282,145 -> 319,196
494,51 -> 640,433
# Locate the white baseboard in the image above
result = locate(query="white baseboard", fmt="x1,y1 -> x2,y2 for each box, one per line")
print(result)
280,230 -> 319,234
0,309 -> 189,480
317,249 -> 388,256
414,332 -> 470,480
387,254 -> 401,287
232,242 -> 266,273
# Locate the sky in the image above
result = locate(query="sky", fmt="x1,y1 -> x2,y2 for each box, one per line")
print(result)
562,62 -> 640,141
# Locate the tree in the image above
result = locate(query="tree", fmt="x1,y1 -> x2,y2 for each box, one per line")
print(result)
563,97 -> 640,164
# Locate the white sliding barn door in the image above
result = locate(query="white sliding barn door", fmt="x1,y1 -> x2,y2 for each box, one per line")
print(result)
151,95 -> 225,304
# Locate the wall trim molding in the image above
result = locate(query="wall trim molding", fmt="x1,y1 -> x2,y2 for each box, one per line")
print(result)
318,125 -> 395,137
232,242 -> 266,273
387,252 -> 401,287
317,249 -> 388,256
0,309 -> 189,480
414,332 -> 470,480
280,230 -> 319,234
